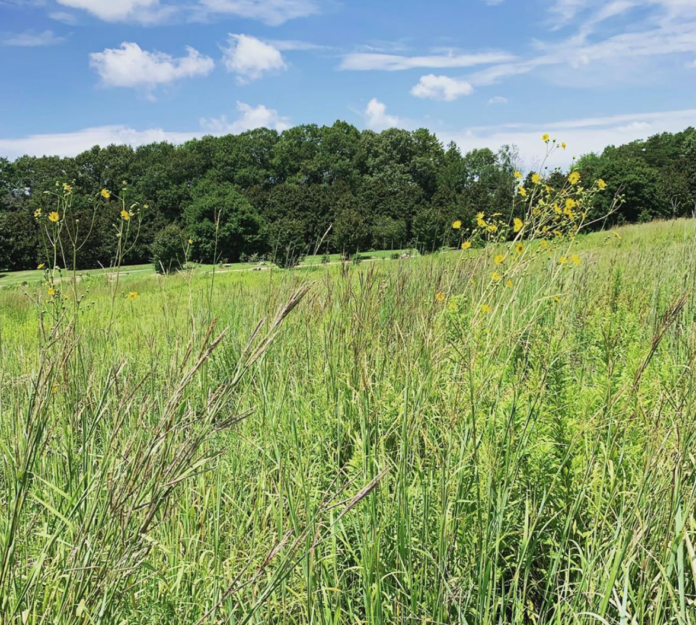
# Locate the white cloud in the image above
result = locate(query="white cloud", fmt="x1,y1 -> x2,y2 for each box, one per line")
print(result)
340,50 -> 515,71
0,102 -> 290,159
90,42 -> 214,90
49,11 -> 80,24
439,108 -> 696,169
410,75 -> 473,101
0,126 -> 198,160
687,58 -> 696,68
222,34 -> 287,83
197,0 -> 320,25
1,30 -> 67,46
201,101 -> 291,133
364,98 -> 402,131
488,96 -> 508,104
55,0 -> 160,21
265,39 -> 330,51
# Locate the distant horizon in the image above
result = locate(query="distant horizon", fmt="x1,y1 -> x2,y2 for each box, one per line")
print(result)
2,0 -> 696,166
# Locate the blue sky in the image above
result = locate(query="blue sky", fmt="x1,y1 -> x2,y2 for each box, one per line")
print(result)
1,0 -> 695,167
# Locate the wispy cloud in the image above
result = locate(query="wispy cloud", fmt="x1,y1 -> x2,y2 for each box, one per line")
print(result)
340,50 -> 515,71
1,30 -> 67,47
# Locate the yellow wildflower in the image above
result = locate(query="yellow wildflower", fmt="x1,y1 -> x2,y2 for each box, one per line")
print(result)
101,188 -> 111,199
505,279 -> 513,288
127,291 -> 139,301
494,254 -> 505,265
62,182 -> 72,193
540,240 -> 548,249
516,243 -> 524,254
37,263 -> 45,270
514,171 -> 523,180
542,133 -> 550,143
559,256 -> 568,265
562,142 -> 567,150
34,208 -> 42,218
565,198 -> 577,210
570,254 -> 581,266
452,220 -> 462,230
487,224 -> 498,233
48,211 -> 60,223
513,218 -> 523,233
597,179 -> 607,190
568,171 -> 581,185
121,210 -> 131,221
519,186 -> 527,197
492,272 -> 502,282
461,241 -> 472,250
188,238 -> 193,245
531,173 -> 541,185
48,287 -> 55,296
481,304 -> 491,314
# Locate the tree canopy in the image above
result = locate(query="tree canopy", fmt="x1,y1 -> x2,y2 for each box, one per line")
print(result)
1,123 -> 694,272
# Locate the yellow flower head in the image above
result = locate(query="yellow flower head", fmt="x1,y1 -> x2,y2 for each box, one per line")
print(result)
452,220 -> 462,230
48,211 -> 60,223
514,171 -> 523,180
37,263 -> 45,270
568,171 -> 581,185
494,253 -> 505,265
435,291 -> 446,303
492,272 -> 502,282
188,238 -> 193,245
565,198 -> 577,210
461,241 -> 472,250
120,209 -> 131,221
481,304 -> 491,314
34,208 -> 42,218
562,142 -> 567,150
505,279 -> 513,288
62,182 -> 72,194
540,240 -> 548,249
101,188 -> 111,199
487,224 -> 498,233
542,133 -> 551,143
570,254 -> 581,266
531,173 -> 541,185
559,256 -> 568,265
519,186 -> 527,197
127,291 -> 139,301
513,218 -> 523,233
597,179 -> 607,190
516,243 -> 524,254
48,287 -> 55,297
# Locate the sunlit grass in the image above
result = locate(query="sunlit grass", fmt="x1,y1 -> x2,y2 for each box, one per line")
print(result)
1,219 -> 695,624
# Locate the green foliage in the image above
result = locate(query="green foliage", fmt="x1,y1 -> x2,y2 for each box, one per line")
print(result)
0,210 -> 38,271
152,224 -> 186,273
1,125 -> 695,272
184,182 -> 265,264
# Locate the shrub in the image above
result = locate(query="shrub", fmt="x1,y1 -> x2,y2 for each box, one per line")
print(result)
152,224 -> 186,274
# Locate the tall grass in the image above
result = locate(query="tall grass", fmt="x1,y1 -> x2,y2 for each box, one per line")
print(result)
1,219 -> 695,623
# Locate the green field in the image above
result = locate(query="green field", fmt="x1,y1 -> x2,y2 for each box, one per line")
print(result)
1,219 -> 696,624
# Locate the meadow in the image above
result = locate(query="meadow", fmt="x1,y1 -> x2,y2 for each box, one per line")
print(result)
1,217 -> 696,624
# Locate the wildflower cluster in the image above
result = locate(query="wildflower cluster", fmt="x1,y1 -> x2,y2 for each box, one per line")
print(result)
439,135 -> 619,326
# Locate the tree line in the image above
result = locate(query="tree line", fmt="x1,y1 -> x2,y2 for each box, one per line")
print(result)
1,122 -> 695,272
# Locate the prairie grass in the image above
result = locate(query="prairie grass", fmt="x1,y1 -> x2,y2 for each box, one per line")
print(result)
1,219 -> 695,624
